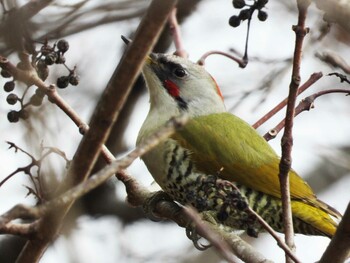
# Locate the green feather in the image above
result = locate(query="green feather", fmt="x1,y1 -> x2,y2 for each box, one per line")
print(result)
173,113 -> 316,203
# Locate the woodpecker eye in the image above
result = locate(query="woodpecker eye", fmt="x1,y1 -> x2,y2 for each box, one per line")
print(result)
173,67 -> 187,78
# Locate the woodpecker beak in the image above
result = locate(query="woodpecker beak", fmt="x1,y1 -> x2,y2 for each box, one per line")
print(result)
145,53 -> 158,66
121,35 -> 131,45
121,36 -> 155,66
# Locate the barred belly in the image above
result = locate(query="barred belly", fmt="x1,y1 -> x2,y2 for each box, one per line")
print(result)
161,140 -> 325,237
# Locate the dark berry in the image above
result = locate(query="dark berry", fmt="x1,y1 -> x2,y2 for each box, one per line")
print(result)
69,74 -> 79,86
236,200 -> 248,210
40,44 -> 53,56
38,66 -> 49,80
19,109 -> 29,120
256,0 -> 268,9
7,111 -> 20,123
30,94 -> 43,106
1,69 -> 12,78
57,39 -> 69,53
257,10 -> 268,21
56,53 -> 66,64
4,81 -> 15,92
217,210 -> 229,222
36,59 -> 49,80
6,93 -> 18,105
57,76 -> 69,89
232,0 -> 246,9
239,9 -> 252,21
45,52 -> 58,65
229,15 -> 241,27
37,59 -> 46,69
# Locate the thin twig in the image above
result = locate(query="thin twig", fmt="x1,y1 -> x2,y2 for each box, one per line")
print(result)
168,8 -> 188,58
183,204 -> 275,263
253,72 -> 323,129
0,204 -> 41,225
0,115 -> 186,235
263,88 -> 350,140
315,51 -> 350,74
197,50 -> 246,67
246,207 -> 301,263
279,1 -> 311,261
226,181 -> 301,263
41,116 -> 186,216
14,1 -> 178,262
0,221 -> 39,238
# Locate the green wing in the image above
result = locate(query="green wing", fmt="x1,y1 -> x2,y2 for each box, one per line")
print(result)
173,112 -> 316,201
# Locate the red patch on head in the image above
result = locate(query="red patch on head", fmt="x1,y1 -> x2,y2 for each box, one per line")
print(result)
210,75 -> 223,101
164,79 -> 180,98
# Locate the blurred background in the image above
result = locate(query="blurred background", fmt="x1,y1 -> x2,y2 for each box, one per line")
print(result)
0,0 -> 349,262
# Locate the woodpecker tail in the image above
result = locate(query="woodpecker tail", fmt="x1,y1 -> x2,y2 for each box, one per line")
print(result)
291,200 -> 341,237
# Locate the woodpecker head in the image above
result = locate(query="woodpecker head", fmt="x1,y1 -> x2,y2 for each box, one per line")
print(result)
142,53 -> 226,118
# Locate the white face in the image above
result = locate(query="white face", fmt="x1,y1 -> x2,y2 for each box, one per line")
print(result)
142,53 -> 226,118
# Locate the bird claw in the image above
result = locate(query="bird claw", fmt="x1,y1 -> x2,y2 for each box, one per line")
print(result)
185,224 -> 212,251
143,191 -> 173,221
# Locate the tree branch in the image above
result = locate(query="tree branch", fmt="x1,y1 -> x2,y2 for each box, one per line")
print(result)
315,51 -> 350,74
14,1 -> 178,262
169,8 -> 188,58
184,206 -> 276,263
279,1 -> 310,261
253,72 -> 323,129
263,88 -> 350,141
197,50 -> 246,67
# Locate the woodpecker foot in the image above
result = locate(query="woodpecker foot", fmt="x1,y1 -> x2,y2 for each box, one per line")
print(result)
185,211 -> 221,251
185,224 -> 212,251
143,191 -> 173,221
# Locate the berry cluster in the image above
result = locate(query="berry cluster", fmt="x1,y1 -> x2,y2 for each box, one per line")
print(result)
1,39 -> 79,123
1,67 -> 29,122
56,67 -> 79,89
35,39 -> 79,87
36,39 -> 79,89
229,0 -> 268,28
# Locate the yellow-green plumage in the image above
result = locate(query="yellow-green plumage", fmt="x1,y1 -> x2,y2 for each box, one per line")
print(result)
172,112 -> 340,237
138,53 -> 341,240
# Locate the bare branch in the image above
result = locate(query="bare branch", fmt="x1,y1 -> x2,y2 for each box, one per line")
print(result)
316,51 -> 350,74
0,115 -> 186,239
15,1 -> 178,262
279,1 -> 311,261
245,207 -> 301,263
169,8 -> 188,58
0,204 -> 41,224
49,115 -> 188,210
37,4 -> 147,41
0,222 -> 39,238
263,88 -> 350,141
328,72 -> 350,84
197,50 -> 246,68
253,72 -> 323,129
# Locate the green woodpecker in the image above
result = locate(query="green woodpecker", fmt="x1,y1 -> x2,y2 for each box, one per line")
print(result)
137,53 -> 341,238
